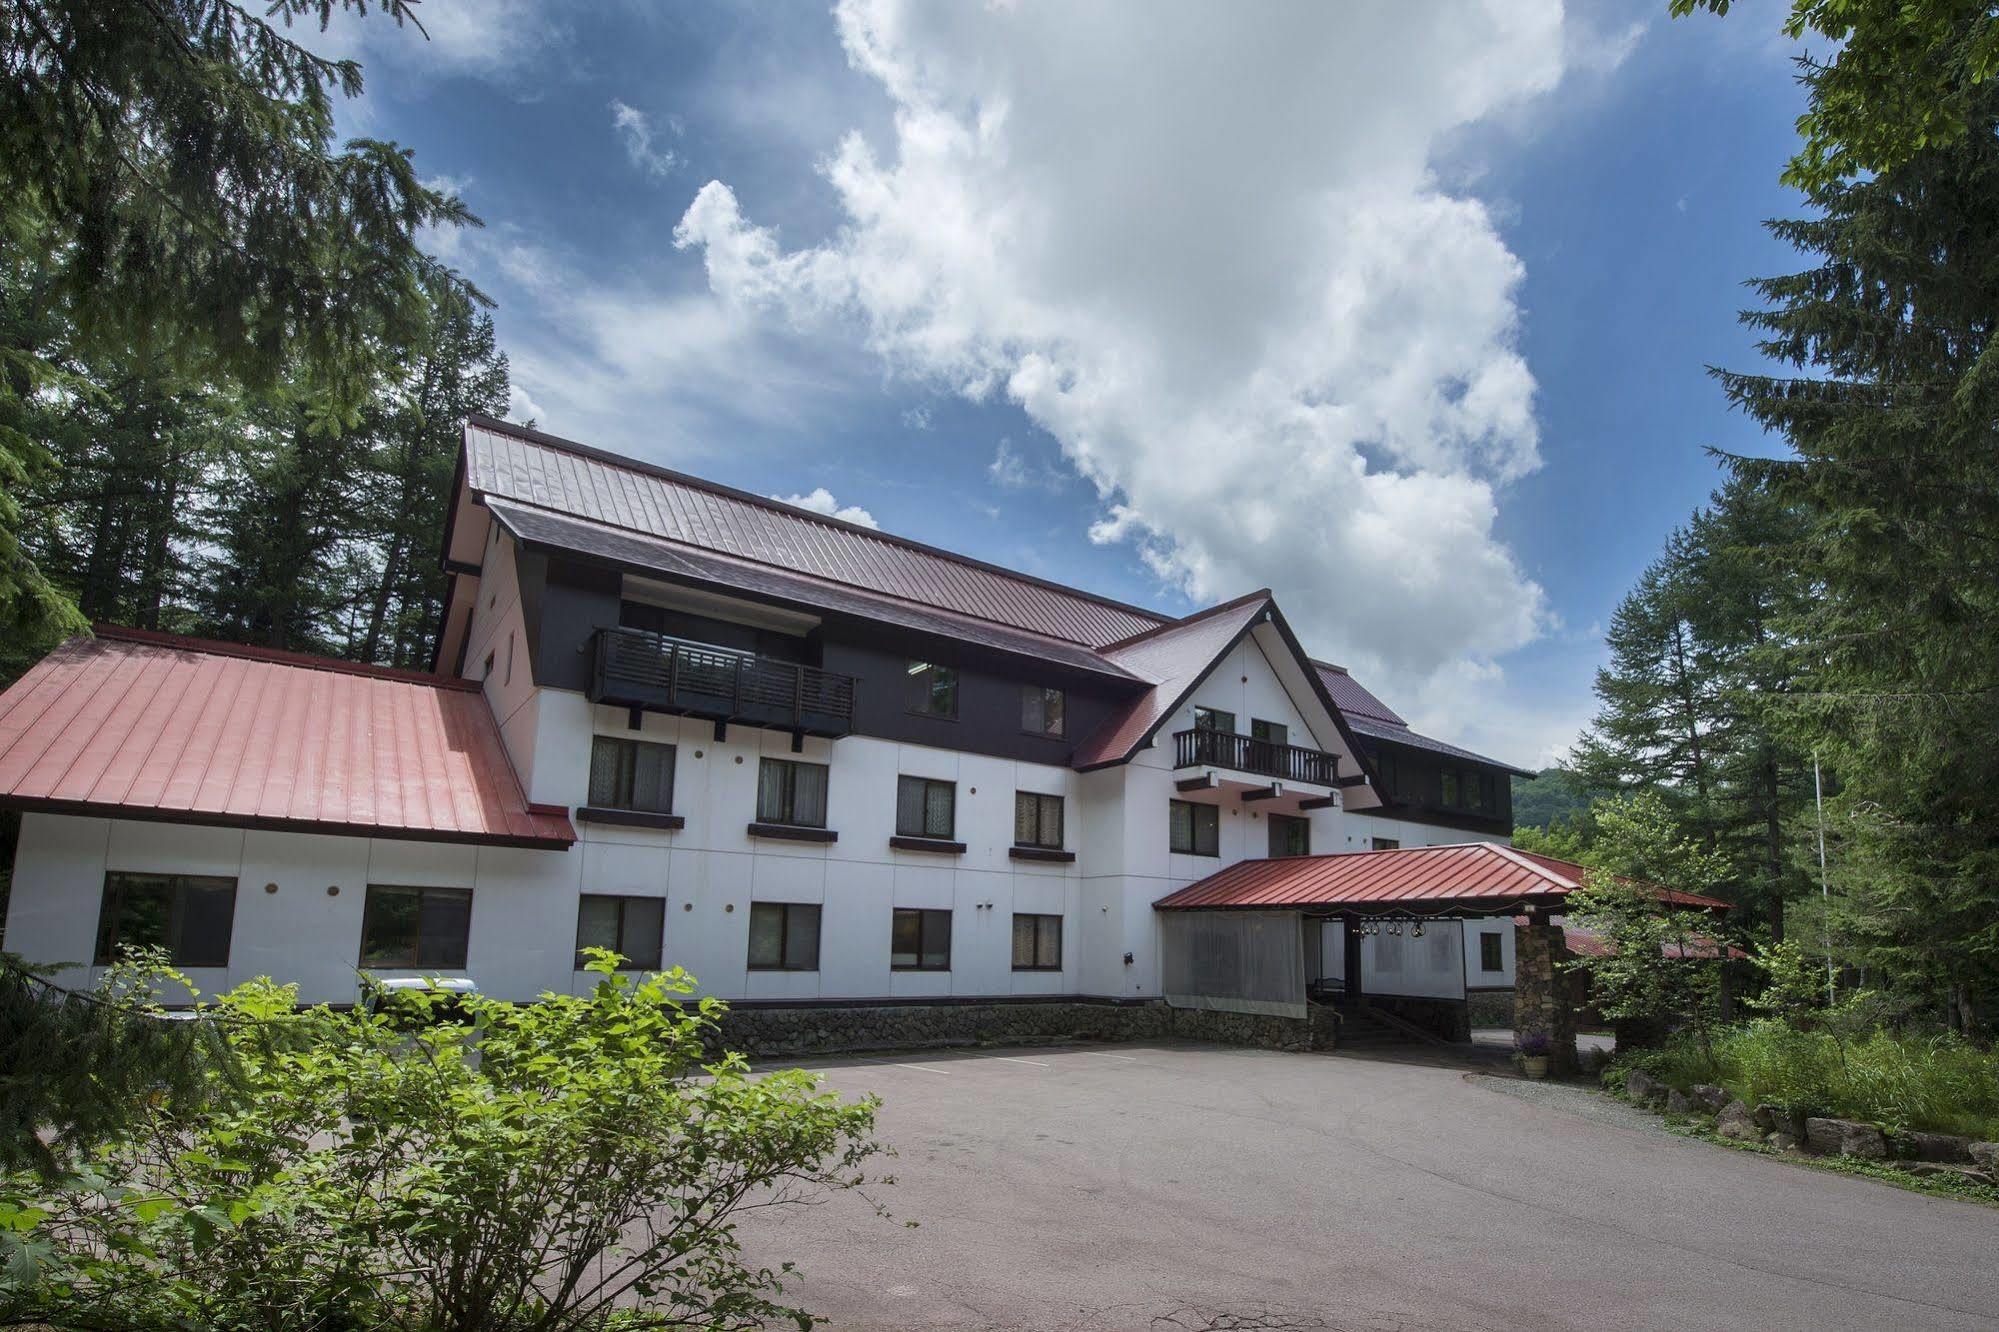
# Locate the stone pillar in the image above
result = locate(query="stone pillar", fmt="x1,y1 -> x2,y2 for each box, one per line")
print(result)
1513,915 -> 1578,1075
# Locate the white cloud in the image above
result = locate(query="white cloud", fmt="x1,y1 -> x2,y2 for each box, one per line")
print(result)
987,437 -> 1065,492
611,99 -> 681,179
769,487 -> 880,528
901,404 -> 932,430
673,1 -> 1590,702
507,383 -> 547,426
307,0 -> 565,80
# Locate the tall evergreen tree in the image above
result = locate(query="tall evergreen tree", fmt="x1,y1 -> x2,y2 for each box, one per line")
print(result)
1711,35 -> 1999,1027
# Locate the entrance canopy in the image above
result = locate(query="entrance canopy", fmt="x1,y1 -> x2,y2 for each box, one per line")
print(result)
1153,842 -> 1729,919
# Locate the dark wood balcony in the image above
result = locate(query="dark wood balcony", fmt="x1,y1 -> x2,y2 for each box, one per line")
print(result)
1174,727 -> 1339,787
589,627 -> 856,737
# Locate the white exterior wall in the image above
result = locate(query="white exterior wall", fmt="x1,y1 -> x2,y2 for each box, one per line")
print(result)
1337,810 -> 1510,852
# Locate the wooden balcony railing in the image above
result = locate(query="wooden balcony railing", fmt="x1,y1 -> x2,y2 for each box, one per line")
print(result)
1174,727 -> 1339,786
590,627 -> 857,737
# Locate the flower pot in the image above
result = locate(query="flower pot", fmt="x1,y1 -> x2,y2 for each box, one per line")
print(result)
1522,1055 -> 1549,1080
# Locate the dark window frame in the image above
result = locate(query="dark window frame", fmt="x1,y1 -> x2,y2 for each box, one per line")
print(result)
1020,683 -> 1067,738
1371,836 -> 1402,851
1250,718 -> 1288,747
905,660 -> 960,720
1441,768 -> 1460,808
359,884 -> 473,970
93,872 -> 238,968
896,775 -> 957,839
1169,799 -> 1221,856
757,756 -> 830,829
1268,812 -> 1310,857
574,893 -> 665,970
747,901 -> 822,972
891,907 -> 953,971
1013,790 -> 1065,850
1011,912 -> 1063,971
1480,931 -> 1505,974
588,735 -> 677,815
1192,705 -> 1235,733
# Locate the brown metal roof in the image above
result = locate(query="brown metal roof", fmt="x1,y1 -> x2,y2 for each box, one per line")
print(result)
1153,842 -> 1731,914
1314,662 -> 1533,777
0,628 -> 574,850
464,416 -> 1168,648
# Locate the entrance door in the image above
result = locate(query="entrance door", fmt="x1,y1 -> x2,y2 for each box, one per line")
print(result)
1268,813 -> 1309,857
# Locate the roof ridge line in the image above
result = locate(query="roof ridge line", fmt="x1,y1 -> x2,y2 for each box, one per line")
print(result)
465,414 -> 1176,637
90,625 -> 482,692
1484,841 -> 1579,889
1094,588 -> 1273,653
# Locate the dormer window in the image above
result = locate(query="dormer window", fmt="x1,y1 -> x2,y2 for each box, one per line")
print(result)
907,661 -> 958,719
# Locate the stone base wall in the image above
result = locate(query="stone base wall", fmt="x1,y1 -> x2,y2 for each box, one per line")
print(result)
711,998 -> 1332,1058
1465,990 -> 1515,1029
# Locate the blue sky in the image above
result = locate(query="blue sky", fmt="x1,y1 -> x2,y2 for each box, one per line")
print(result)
319,1 -> 1810,767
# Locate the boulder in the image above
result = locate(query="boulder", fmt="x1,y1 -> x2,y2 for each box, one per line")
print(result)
1666,1089 -> 1694,1115
1626,1068 -> 1666,1106
1970,1142 -> 1999,1172
1898,1131 -> 1974,1164
1805,1116 -> 1888,1160
1691,1084 -> 1732,1113
1715,1100 -> 1762,1142
1754,1103 -> 1804,1139
1768,1131 -> 1802,1153
1899,1162 -> 1997,1186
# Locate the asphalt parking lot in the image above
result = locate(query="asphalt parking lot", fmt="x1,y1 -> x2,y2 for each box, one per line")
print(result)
734,1039 -> 1999,1332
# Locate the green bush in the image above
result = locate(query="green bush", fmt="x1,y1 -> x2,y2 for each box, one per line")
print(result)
1617,1017 -> 1999,1139
0,951 -> 884,1331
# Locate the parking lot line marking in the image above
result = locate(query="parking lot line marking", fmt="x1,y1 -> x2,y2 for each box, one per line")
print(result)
887,1061 -> 953,1076
993,1056 -> 1050,1068
1076,1051 -> 1138,1061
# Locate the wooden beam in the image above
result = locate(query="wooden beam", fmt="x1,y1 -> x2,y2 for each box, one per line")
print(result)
1335,775 -> 1369,789
1298,795 -> 1341,811
1175,774 -> 1217,793
1240,785 -> 1282,803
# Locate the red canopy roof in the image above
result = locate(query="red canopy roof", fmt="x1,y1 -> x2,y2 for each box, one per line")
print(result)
1153,842 -> 1731,915
0,628 -> 574,850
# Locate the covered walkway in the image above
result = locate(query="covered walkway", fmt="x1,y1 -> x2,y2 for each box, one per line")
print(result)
1153,842 -> 1730,1069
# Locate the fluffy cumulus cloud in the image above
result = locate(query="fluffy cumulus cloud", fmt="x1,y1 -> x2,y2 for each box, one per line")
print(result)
770,487 -> 880,529
672,0 -> 1579,702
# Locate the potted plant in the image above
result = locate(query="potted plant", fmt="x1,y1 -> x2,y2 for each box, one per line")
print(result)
1517,1032 -> 1551,1080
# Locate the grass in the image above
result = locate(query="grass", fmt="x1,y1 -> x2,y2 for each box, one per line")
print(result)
1616,1018 -> 1999,1140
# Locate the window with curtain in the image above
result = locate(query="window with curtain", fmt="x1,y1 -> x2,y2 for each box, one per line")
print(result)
747,902 -> 821,971
1013,791 -> 1064,848
360,885 -> 472,969
1011,913 -> 1062,970
588,736 -> 676,813
906,661 -> 959,718
757,757 -> 829,827
1021,684 -> 1066,737
574,894 -> 664,970
94,873 -> 237,968
891,907 -> 952,970
1169,799 -> 1220,856
896,775 -> 956,839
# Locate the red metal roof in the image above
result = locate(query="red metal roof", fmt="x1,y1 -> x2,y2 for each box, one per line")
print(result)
0,628 -> 574,850
463,416 -> 1168,648
1153,842 -> 1731,914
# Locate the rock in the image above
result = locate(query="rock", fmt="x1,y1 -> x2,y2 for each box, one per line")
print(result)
1900,1162 -> 1997,1186
1666,1089 -> 1694,1115
1626,1068 -> 1666,1106
1768,1131 -> 1802,1153
1716,1100 -> 1762,1142
1691,1083 -> 1732,1113
1971,1142 -> 1999,1172
1898,1131 -> 1974,1164
1805,1116 -> 1888,1160
1754,1103 -> 1804,1138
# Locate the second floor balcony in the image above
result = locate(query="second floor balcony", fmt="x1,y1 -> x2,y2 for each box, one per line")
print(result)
1174,726 -> 1339,787
590,627 -> 857,738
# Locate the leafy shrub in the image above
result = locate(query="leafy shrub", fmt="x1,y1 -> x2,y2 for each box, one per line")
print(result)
1615,1016 -> 1999,1138
0,951 -> 884,1331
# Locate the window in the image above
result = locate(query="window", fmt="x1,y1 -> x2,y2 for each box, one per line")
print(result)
1371,837 -> 1401,851
748,902 -> 822,971
896,775 -> 956,839
1464,769 -> 1485,812
588,736 -> 676,814
757,757 -> 829,828
1021,684 -> 1066,737
1014,791 -> 1064,849
1441,769 -> 1460,807
1193,706 -> 1235,733
360,885 -> 472,969
1251,718 -> 1288,747
1169,799 -> 1220,856
1374,748 -> 1399,799
574,894 -> 664,970
94,873 -> 237,968
906,661 -> 958,718
1480,931 -> 1505,974
891,907 -> 952,970
1012,913 -> 1063,971
1268,813 -> 1309,857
